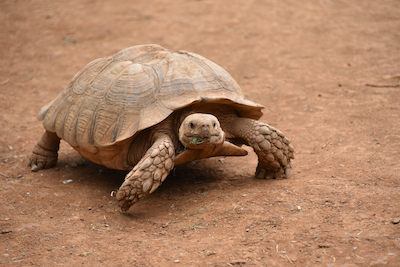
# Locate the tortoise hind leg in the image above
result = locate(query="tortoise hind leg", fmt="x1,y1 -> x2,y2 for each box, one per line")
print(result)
30,130 -> 61,171
224,118 -> 294,179
116,134 -> 175,211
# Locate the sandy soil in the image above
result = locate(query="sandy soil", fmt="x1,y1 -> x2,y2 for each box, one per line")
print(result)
1,0 -> 400,266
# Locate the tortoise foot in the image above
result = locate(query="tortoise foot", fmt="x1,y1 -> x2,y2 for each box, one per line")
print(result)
29,131 -> 60,171
116,135 -> 175,211
29,145 -> 58,171
255,162 -> 291,180
249,121 -> 294,179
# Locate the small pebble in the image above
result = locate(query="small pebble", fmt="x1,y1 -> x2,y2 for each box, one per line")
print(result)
392,217 -> 400,224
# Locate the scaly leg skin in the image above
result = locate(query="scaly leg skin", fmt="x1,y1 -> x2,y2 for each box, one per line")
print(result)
29,130 -> 61,171
116,134 -> 175,211
227,118 -> 294,180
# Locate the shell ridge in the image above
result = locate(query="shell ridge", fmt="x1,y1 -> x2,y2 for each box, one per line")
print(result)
75,100 -> 99,148
104,61 -> 134,103
63,102 -> 82,147
111,108 -> 124,143
73,57 -> 113,96
112,44 -> 166,62
184,53 -> 237,93
159,54 -> 197,96
101,62 -> 137,144
39,90 -> 66,124
73,100 -> 94,147
88,103 -> 99,146
93,107 -> 115,146
150,63 -> 164,95
106,63 -> 157,106
106,61 -> 134,95
87,61 -> 121,100
54,101 -> 71,141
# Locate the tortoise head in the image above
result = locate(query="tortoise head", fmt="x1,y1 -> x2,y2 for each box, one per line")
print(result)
179,113 -> 225,149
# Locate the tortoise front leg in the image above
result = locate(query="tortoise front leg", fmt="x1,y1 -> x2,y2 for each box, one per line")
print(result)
116,134 -> 175,211
225,118 -> 294,179
29,130 -> 61,171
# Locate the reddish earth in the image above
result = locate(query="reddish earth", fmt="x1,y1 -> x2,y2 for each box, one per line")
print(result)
1,0 -> 400,266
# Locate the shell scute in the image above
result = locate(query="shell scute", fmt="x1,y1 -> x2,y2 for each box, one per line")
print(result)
72,57 -> 110,95
106,63 -> 158,106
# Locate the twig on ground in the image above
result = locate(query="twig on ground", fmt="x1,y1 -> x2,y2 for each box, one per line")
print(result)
276,245 -> 293,264
0,173 -> 9,178
365,83 -> 399,88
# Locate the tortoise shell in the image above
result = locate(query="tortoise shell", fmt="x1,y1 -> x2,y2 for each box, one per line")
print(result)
38,44 -> 263,167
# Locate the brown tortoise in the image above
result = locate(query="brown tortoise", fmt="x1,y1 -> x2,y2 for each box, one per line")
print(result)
29,44 -> 294,211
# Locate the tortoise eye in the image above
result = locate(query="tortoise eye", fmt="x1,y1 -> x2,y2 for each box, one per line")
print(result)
190,122 -> 195,129
213,122 -> 217,128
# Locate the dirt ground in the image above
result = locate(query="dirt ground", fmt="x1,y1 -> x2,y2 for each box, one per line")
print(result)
1,0 -> 400,266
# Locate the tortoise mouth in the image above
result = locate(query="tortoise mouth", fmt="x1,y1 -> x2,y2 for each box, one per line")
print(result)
189,136 -> 205,145
181,132 -> 225,149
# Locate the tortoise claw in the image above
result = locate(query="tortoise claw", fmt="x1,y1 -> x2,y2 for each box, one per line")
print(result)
31,163 -> 38,172
29,146 -> 58,171
29,131 -> 60,171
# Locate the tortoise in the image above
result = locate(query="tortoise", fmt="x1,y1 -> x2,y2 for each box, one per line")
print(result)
29,44 -> 294,211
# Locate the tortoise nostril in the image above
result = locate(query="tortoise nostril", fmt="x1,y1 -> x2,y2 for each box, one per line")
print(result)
202,124 -> 210,130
